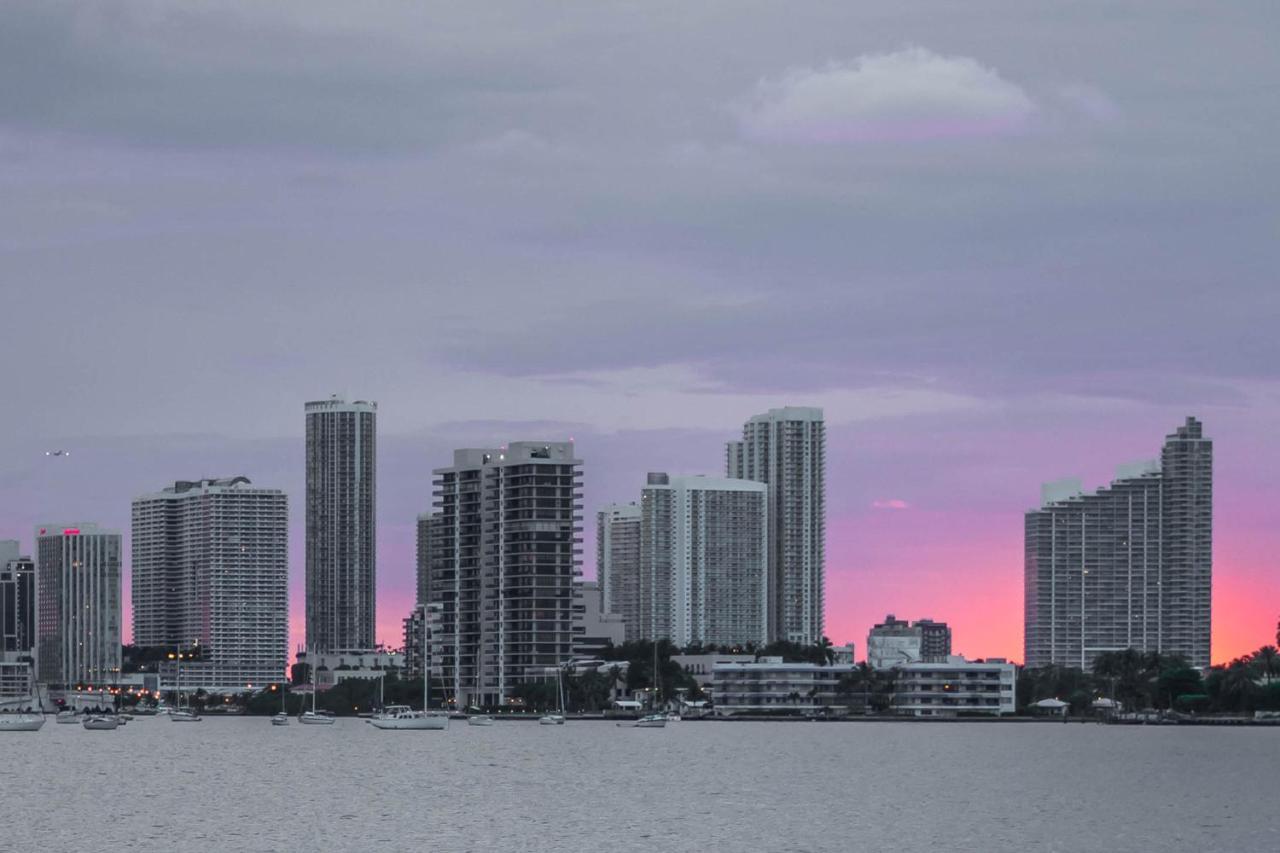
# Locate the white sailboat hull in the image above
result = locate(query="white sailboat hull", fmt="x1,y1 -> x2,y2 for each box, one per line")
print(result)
0,714 -> 45,732
56,712 -> 80,724
298,712 -> 335,725
82,716 -> 120,731
539,715 -> 565,725
271,713 -> 290,726
466,716 -> 495,726
368,714 -> 448,730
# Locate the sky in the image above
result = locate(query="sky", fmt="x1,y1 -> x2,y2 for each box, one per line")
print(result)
1,1 -> 1277,665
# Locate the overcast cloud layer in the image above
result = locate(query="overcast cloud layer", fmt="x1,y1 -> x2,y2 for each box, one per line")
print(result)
2,1 -> 1278,661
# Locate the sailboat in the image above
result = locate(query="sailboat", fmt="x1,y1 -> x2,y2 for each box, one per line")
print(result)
170,645 -> 202,722
619,641 -> 666,728
0,668 -> 46,732
299,672 -> 335,725
369,631 -> 448,730
271,684 -> 290,726
538,663 -> 566,725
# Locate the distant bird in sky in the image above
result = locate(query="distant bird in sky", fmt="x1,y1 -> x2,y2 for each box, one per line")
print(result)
45,450 -> 70,457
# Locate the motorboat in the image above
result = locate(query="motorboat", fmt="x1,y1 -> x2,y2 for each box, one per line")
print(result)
271,712 -> 290,726
83,715 -> 121,731
56,709 -> 81,724
0,713 -> 45,732
466,715 -> 495,726
368,705 -> 449,731
538,714 -> 565,726
170,708 -> 202,722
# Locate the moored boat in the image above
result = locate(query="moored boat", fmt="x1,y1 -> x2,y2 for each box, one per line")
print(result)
0,713 -> 45,732
83,715 -> 120,731
466,715 -> 495,726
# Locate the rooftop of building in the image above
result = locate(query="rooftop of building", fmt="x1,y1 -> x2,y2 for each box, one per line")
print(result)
35,523 -> 119,538
304,394 -> 377,412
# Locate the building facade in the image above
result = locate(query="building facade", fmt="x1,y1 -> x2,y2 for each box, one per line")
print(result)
639,473 -> 768,648
415,512 -> 442,607
893,657 -> 1016,717
866,615 -> 922,670
571,580 -> 626,660
915,619 -> 953,662
726,407 -> 826,644
431,442 -> 582,707
402,602 -> 443,679
597,503 -> 641,642
133,477 -> 289,691
712,658 -> 858,715
35,524 -> 121,687
305,396 -> 377,653
1,541 -> 35,657
1024,417 -> 1213,670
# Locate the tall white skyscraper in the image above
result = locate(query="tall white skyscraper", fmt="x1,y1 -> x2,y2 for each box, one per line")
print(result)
430,442 -> 582,707
35,524 -> 121,687
132,477 -> 289,690
306,396 -> 377,653
1025,417 -> 1213,671
597,503 -> 641,642
639,473 -> 768,648
726,406 -> 826,644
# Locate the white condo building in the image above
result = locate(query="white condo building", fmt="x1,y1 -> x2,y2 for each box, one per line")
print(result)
726,407 -> 826,644
1024,418 -> 1213,670
35,524 -> 122,688
893,657 -> 1016,717
639,473 -> 769,648
597,503 -> 641,642
133,477 -> 289,691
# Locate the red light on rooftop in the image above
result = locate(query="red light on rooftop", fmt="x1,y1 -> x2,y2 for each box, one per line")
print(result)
63,528 -> 81,535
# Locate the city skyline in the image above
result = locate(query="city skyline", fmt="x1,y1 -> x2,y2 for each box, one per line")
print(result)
2,4 -> 1277,667
0,402 -> 1270,667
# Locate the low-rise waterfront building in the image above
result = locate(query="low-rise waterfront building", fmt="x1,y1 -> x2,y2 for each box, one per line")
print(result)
711,657 -> 858,715
671,652 -> 755,692
892,656 -> 1016,717
290,648 -> 404,691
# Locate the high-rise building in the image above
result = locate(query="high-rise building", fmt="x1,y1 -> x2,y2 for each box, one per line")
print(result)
1024,417 -> 1213,670
571,580 -> 626,659
639,473 -> 769,648
415,512 -> 442,607
597,503 -> 641,642
430,442 -> 582,707
132,477 -> 289,691
726,406 -> 826,644
35,524 -> 121,687
914,619 -> 953,662
305,395 -> 377,653
1,541 -> 36,656
402,602 -> 443,679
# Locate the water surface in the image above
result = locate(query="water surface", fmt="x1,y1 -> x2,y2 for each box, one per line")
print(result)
4,718 -> 1276,852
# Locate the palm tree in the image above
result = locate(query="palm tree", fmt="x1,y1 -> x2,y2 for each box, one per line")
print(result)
816,636 -> 835,666
1224,661 -> 1259,712
1253,646 -> 1279,685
